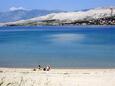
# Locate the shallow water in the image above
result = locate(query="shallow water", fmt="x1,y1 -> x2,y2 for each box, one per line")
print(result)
0,26 -> 115,68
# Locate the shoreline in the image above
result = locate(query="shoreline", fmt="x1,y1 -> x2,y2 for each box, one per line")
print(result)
1,24 -> 115,27
1,67 -> 115,72
1,66 -> 115,69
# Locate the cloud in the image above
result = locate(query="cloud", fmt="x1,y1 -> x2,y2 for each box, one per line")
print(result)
9,6 -> 26,11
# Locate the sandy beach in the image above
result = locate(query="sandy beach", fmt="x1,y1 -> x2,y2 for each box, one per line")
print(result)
0,68 -> 115,86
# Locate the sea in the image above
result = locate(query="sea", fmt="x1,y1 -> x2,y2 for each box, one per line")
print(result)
0,26 -> 115,68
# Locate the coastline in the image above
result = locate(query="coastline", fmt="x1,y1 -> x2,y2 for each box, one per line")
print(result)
1,67 -> 115,73
0,67 -> 115,86
1,24 -> 115,27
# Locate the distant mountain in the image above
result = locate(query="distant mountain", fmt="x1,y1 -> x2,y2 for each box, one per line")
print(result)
29,7 -> 115,21
0,9 -> 62,22
0,7 -> 115,26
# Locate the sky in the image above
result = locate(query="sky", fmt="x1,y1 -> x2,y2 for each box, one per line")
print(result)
0,0 -> 115,11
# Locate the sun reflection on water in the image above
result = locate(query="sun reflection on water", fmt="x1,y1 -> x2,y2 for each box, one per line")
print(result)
49,33 -> 85,43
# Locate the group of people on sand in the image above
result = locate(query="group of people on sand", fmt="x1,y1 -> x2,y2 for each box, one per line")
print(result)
33,65 -> 51,71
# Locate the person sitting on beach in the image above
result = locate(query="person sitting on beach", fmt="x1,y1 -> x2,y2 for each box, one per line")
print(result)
46,65 -> 51,71
43,65 -> 51,71
43,67 -> 46,71
38,65 -> 41,70
33,68 -> 36,71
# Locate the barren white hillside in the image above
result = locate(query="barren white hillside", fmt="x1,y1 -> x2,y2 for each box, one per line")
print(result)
0,7 -> 115,26
30,7 -> 115,21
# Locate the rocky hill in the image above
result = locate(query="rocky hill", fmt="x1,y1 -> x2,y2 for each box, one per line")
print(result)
0,7 -> 115,26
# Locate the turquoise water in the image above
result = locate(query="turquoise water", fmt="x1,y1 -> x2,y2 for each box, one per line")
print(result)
0,26 -> 115,68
